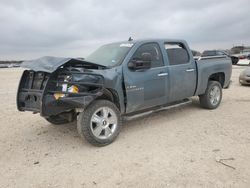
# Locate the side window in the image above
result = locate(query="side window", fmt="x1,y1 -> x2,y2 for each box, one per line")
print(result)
165,43 -> 190,65
131,43 -> 164,68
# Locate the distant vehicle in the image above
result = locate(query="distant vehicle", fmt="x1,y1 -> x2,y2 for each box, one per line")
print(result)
234,53 -> 250,66
0,63 -> 20,68
237,59 -> 250,66
12,64 -> 20,68
201,50 -> 239,65
239,67 -> 250,85
238,55 -> 247,59
17,39 -> 232,146
0,64 -> 9,68
233,52 -> 250,59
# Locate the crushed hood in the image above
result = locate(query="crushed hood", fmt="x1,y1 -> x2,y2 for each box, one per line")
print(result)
21,56 -> 105,73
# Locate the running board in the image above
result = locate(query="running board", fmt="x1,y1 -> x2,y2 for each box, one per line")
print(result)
123,98 -> 192,121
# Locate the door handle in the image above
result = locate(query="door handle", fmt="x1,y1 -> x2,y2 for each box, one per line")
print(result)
186,68 -> 195,72
157,72 -> 168,77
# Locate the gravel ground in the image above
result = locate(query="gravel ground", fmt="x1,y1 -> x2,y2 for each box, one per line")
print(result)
0,67 -> 250,188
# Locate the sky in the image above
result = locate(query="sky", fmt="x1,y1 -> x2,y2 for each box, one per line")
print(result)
0,0 -> 249,60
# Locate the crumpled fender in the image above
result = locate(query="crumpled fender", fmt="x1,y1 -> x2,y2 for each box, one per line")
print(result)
18,56 -> 125,116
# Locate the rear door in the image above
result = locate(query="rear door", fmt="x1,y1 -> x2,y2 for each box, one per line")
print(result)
123,42 -> 169,113
164,42 -> 197,102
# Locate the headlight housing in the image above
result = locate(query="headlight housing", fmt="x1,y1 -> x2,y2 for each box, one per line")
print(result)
54,74 -> 79,100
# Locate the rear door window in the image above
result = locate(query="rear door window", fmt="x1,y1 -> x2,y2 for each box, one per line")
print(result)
165,43 -> 190,65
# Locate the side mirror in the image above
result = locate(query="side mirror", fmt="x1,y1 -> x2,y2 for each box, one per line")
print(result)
128,53 -> 152,70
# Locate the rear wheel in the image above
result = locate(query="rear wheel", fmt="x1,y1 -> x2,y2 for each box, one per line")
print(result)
199,81 -> 222,109
77,100 -> 122,146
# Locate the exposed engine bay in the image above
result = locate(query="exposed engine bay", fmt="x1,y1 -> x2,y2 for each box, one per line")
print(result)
17,57 -> 105,117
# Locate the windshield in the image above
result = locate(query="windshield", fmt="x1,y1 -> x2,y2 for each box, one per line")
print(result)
85,43 -> 133,67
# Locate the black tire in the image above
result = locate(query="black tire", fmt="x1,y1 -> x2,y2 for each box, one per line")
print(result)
199,81 -> 222,109
45,114 -> 72,125
77,100 -> 122,147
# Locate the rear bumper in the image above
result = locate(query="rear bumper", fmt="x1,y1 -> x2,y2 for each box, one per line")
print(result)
17,70 -> 104,117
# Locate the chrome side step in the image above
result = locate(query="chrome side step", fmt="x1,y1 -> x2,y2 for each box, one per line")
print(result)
123,98 -> 192,121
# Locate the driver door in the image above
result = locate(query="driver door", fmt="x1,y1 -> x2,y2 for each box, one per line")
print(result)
123,43 -> 169,113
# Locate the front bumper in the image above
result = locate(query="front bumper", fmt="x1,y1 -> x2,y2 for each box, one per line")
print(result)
17,70 -> 104,117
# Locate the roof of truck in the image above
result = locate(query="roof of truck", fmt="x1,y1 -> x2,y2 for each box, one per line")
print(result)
111,38 -> 187,45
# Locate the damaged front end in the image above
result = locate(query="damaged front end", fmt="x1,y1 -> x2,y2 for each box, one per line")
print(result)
17,56 -> 105,117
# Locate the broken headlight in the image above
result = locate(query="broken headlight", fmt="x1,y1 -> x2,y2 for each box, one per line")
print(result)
54,74 -> 79,100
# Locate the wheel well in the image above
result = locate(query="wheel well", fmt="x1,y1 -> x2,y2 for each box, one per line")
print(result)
96,89 -> 120,110
209,72 -> 225,87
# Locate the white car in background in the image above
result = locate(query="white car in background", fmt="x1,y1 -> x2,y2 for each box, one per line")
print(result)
239,67 -> 250,85
232,53 -> 250,66
237,59 -> 250,66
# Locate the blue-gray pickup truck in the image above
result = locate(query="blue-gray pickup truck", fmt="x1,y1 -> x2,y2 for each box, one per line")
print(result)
17,39 -> 232,146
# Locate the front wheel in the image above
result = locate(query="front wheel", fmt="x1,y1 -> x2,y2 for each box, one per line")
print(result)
77,100 -> 122,146
199,81 -> 222,109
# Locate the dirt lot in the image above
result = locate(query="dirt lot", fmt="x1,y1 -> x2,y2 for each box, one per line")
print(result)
0,67 -> 250,188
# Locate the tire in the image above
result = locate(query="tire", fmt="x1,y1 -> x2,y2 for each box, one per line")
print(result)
199,81 -> 222,109
77,100 -> 122,146
46,115 -> 70,125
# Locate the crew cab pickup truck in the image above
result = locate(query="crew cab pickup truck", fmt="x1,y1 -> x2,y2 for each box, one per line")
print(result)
17,39 -> 232,146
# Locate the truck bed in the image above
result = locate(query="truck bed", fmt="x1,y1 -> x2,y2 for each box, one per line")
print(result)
195,56 -> 232,96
